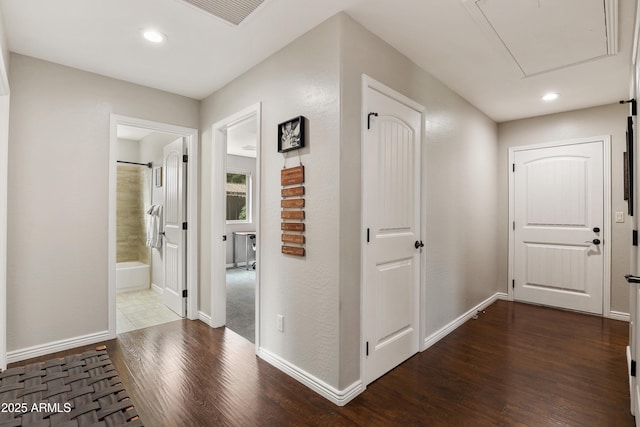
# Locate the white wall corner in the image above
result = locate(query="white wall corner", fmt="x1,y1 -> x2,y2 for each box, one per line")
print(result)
422,292 -> 505,351
258,347 -> 364,406
7,330 -> 111,364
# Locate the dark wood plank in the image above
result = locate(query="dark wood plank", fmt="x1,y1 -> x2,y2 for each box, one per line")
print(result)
281,186 -> 305,197
281,210 -> 304,220
281,198 -> 305,208
282,245 -> 305,256
10,301 -> 634,426
282,234 -> 305,244
281,222 -> 305,232
281,166 -> 304,186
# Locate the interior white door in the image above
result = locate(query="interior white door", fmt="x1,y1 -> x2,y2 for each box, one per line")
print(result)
363,84 -> 422,386
513,140 -> 604,314
163,137 -> 186,317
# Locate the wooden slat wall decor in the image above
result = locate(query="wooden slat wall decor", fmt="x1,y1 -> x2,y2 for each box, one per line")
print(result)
281,222 -> 305,232
282,246 -> 305,256
281,198 -> 305,208
282,186 -> 304,197
282,234 -> 305,244
281,165 -> 305,257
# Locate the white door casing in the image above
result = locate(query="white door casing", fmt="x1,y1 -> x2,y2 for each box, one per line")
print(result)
163,138 -> 186,317
362,76 -> 423,386
510,138 -> 609,315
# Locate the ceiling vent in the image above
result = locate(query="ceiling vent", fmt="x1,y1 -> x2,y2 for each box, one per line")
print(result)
178,0 -> 266,26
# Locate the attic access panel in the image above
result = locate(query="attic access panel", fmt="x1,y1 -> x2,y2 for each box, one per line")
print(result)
464,0 -> 617,76
178,0 -> 266,26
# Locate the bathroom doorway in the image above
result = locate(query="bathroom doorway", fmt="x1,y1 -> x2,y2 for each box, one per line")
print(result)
114,126 -> 182,333
108,115 -> 199,338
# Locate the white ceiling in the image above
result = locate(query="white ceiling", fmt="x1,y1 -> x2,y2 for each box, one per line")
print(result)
0,0 -> 636,122
227,115 -> 257,158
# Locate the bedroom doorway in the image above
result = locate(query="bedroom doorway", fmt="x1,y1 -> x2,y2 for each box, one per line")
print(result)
211,103 -> 262,347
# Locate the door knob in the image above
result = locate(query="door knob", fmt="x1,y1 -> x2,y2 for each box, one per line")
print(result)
585,239 -> 601,245
414,240 -> 424,249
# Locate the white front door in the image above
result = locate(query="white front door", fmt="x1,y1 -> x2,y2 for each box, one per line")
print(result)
512,140 -> 605,314
163,137 -> 186,317
363,80 -> 422,385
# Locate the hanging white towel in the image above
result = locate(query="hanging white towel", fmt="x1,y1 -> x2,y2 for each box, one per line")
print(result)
146,204 -> 163,249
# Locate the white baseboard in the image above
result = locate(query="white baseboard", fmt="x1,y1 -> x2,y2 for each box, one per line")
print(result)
422,292 -> 506,351
7,330 -> 110,364
198,311 -> 212,326
609,310 -> 630,322
116,284 -> 148,293
258,347 -> 363,406
151,283 -> 163,295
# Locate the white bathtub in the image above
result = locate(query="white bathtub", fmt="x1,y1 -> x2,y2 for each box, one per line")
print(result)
116,261 -> 150,292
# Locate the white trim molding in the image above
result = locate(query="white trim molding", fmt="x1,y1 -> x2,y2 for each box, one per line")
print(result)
422,292 -> 507,351
610,311 -> 631,322
258,348 -> 364,406
7,330 -> 110,364
151,283 -> 164,295
198,311 -> 212,326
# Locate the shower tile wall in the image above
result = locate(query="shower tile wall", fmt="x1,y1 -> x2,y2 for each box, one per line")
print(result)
117,165 -> 151,263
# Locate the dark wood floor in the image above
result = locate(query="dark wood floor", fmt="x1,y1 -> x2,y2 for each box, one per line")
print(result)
11,300 -> 635,426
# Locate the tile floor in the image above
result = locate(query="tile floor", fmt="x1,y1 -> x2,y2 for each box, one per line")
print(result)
116,289 -> 182,334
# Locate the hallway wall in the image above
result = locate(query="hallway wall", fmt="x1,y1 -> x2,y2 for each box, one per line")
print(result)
6,53 -> 199,353
498,103 -> 630,314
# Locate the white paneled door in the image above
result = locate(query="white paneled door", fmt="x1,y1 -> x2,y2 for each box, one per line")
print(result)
513,140 -> 605,314
363,79 -> 423,385
163,137 -> 186,317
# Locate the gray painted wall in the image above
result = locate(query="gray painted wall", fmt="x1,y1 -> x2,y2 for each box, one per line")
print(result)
339,14 -> 500,388
200,15 -> 343,387
498,103 -> 630,313
7,53 -> 199,351
200,13 -> 500,391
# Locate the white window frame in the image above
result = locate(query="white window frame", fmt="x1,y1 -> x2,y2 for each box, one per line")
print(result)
225,169 -> 252,224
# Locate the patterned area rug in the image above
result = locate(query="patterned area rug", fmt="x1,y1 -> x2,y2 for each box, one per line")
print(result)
0,346 -> 142,426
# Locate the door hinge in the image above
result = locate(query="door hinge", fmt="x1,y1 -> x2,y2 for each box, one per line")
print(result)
632,359 -> 637,377
183,154 -> 188,163
182,222 -> 188,230
366,341 -> 369,356
222,235 -> 227,242
512,279 -> 515,289
367,112 -> 378,130
513,221 -> 515,231
634,230 -> 638,246
366,228 -> 370,243
182,289 -> 188,298
512,163 -> 515,172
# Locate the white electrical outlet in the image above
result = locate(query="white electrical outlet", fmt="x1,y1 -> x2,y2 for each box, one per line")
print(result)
277,314 -> 284,332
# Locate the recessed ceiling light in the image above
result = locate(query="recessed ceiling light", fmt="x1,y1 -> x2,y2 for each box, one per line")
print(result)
542,92 -> 560,102
142,29 -> 166,43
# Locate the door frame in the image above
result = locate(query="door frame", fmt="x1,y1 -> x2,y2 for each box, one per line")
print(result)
507,135 -> 611,317
108,114 -> 199,338
210,103 -> 262,350
360,75 -> 426,386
